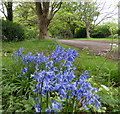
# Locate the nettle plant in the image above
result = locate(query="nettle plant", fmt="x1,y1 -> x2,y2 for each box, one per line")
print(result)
12,45 -> 101,112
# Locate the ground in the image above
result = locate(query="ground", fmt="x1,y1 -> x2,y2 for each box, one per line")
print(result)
56,39 -> 119,61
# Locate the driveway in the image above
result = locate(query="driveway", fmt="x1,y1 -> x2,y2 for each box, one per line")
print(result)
56,39 -> 119,61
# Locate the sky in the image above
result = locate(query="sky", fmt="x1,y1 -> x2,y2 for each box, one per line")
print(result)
0,0 -> 119,23
92,0 -> 118,24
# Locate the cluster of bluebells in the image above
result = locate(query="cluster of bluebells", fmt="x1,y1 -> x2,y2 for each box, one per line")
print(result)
12,47 -> 24,59
12,45 -> 101,112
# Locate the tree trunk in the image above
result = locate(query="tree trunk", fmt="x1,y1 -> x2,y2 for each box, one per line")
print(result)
39,19 -> 49,40
35,2 -> 62,40
72,29 -> 75,38
70,28 -> 75,38
7,2 -> 13,21
86,23 -> 90,38
70,33 -> 73,38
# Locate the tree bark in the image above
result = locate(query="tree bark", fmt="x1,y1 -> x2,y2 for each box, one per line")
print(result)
7,2 -> 13,21
86,23 -> 90,38
36,2 -> 49,40
39,18 -> 49,40
71,29 -> 75,38
35,2 -> 62,40
70,33 -> 73,38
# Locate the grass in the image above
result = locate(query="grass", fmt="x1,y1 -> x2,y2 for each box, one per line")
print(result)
2,39 -> 57,55
68,38 -> 118,43
2,39 -> 120,112
2,39 -> 57,73
2,39 -> 58,112
2,39 -> 119,85
57,42 -> 119,86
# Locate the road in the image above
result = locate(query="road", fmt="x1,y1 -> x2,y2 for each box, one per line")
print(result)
56,39 -> 118,60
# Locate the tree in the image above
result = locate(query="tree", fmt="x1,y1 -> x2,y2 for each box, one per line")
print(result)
76,0 -> 116,38
35,1 -> 62,40
91,24 -> 111,38
48,14 -> 70,38
77,1 -> 99,38
58,3 -> 81,38
105,22 -> 118,35
58,11 -> 79,38
48,2 -> 83,38
14,2 -> 37,26
118,1 -> 120,36
0,0 -> 13,21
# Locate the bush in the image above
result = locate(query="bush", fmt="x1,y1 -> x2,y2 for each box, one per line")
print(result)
75,27 -> 86,38
91,25 -> 111,38
108,34 -> 118,38
2,19 -> 25,42
24,27 -> 39,39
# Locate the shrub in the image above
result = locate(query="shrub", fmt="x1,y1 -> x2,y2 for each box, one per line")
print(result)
108,34 -> 118,39
91,25 -> 111,38
75,27 -> 86,38
24,27 -> 38,39
98,85 -> 120,112
2,19 -> 25,42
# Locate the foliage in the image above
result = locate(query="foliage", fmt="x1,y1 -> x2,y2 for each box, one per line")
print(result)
49,2 -> 99,38
76,1 -> 99,38
98,85 -> 120,112
49,2 -> 117,39
24,26 -> 39,40
2,39 -> 119,112
91,24 -> 111,38
88,77 -> 120,112
74,22 -> 117,38
2,40 -> 57,112
105,22 -> 118,35
75,27 -> 86,38
13,2 -> 37,26
48,3 -> 81,38
91,22 -> 118,38
108,34 -> 118,39
58,3 -> 81,38
12,2 -> 117,39
77,1 -> 99,24
2,19 -> 25,42
3,46 -> 101,112
48,14 -> 70,38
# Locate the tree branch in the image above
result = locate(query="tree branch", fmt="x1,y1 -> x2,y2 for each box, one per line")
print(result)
0,3 -> 7,19
49,2 -> 62,21
35,2 -> 43,18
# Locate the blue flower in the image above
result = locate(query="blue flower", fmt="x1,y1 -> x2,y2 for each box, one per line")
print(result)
22,67 -> 28,75
35,97 -> 39,102
35,104 -> 41,112
18,74 -> 21,77
46,108 -> 55,113
12,47 -> 24,58
13,46 -> 101,111
68,56 -> 74,62
51,100 -> 62,111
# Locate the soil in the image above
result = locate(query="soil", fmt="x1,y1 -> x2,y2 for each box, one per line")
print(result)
56,39 -> 119,61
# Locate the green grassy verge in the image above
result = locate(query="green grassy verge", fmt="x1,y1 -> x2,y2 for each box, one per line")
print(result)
57,42 -> 119,86
2,39 -> 57,55
2,39 -> 119,85
2,39 -> 57,72
2,39 -> 120,112
68,38 -> 118,43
